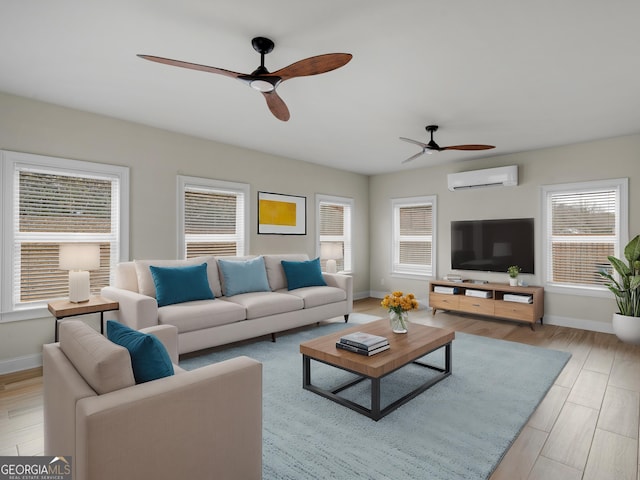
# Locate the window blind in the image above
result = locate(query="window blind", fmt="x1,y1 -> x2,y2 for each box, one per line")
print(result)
393,199 -> 435,276
15,169 -> 117,304
183,186 -> 245,258
546,187 -> 618,287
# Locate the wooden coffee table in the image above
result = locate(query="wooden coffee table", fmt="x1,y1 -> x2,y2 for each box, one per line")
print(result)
300,318 -> 454,421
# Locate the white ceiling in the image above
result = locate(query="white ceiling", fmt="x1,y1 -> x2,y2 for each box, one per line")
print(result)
2,1 -> 639,175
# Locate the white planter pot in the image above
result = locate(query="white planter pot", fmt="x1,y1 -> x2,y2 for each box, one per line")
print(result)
612,312 -> 640,345
509,277 -> 518,286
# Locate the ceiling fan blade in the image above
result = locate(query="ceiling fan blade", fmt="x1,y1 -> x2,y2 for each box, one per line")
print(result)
272,53 -> 352,81
401,150 -> 429,164
440,144 -> 496,151
399,137 -> 429,149
137,54 -> 243,79
262,91 -> 290,121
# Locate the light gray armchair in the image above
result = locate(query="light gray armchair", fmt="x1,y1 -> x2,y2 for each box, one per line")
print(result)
43,320 -> 262,480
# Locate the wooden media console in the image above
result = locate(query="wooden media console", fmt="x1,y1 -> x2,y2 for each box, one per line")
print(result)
429,280 -> 544,330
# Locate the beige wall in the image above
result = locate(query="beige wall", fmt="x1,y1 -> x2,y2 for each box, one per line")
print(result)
0,92 -> 370,371
369,133 -> 640,331
2,89 -> 638,372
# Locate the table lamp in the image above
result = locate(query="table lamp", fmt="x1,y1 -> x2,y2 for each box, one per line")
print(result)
320,243 -> 343,274
59,243 -> 100,303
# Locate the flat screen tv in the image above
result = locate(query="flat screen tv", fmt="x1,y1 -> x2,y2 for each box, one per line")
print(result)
451,218 -> 534,274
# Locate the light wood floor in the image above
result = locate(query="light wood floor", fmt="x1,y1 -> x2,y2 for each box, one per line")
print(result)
1,298 -> 639,479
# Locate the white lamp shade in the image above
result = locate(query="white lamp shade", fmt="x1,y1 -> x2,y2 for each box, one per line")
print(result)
59,243 -> 101,271
320,243 -> 343,260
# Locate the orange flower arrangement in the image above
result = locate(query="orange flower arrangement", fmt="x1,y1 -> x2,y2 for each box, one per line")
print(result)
381,291 -> 419,315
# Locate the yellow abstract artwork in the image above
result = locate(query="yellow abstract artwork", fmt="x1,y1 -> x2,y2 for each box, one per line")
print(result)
259,199 -> 297,226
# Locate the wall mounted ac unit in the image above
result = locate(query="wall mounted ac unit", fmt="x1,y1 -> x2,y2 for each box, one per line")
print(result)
447,165 -> 518,191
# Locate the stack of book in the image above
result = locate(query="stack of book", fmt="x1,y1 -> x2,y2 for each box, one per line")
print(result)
503,293 -> 533,303
336,331 -> 390,356
465,289 -> 491,298
434,285 -> 459,295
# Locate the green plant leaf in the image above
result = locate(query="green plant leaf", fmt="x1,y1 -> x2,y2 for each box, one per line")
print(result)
624,234 -> 640,264
608,256 -> 631,277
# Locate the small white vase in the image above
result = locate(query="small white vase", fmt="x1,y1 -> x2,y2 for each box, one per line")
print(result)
389,310 -> 409,334
509,277 -> 518,286
612,312 -> 640,345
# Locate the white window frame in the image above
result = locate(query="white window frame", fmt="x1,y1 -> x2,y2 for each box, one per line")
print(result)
315,194 -> 354,273
391,195 -> 437,279
177,175 -> 250,259
541,178 -> 628,297
1,150 -> 129,322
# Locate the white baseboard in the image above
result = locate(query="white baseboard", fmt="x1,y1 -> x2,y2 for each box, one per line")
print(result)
543,314 -> 614,334
0,353 -> 42,375
353,291 -> 371,301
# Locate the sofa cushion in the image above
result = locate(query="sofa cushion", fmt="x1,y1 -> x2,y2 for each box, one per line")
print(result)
157,299 -> 247,333
134,256 -> 221,298
284,286 -> 347,309
218,256 -> 271,297
150,263 -> 214,307
107,321 -> 174,384
223,291 -> 304,320
59,320 -> 135,395
263,254 -> 309,291
281,257 -> 327,290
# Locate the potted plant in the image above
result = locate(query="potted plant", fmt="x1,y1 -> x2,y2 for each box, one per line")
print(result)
599,234 -> 640,344
507,265 -> 521,286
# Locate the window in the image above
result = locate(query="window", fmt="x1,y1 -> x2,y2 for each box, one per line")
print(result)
542,178 -> 628,294
392,196 -> 437,277
177,176 -> 249,259
316,195 -> 353,273
1,151 -> 129,319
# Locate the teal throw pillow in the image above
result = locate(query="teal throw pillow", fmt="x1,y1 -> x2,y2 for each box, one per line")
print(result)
218,256 -> 271,297
106,320 -> 174,384
149,263 -> 214,307
281,257 -> 327,290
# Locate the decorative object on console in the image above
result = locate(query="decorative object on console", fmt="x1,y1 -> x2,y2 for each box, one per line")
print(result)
320,242 -> 343,273
59,243 -> 100,303
508,265 -> 521,286
381,291 -> 418,333
599,234 -> 640,344
258,191 -> 307,235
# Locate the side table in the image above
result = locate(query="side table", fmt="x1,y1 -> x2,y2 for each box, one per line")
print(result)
47,295 -> 119,342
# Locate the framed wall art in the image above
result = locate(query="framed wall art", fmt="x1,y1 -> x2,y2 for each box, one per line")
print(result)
258,191 -> 306,235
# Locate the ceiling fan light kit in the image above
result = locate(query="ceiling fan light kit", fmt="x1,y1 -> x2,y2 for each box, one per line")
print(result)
138,36 -> 352,122
400,125 -> 496,164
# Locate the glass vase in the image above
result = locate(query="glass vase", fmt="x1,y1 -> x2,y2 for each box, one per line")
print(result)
389,310 -> 409,334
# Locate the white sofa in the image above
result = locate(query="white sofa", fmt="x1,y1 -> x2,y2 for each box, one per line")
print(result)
102,254 -> 353,354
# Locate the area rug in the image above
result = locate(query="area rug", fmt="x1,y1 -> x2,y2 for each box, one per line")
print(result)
180,314 -> 571,480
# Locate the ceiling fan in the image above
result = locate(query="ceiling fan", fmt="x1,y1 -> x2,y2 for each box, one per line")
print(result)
138,37 -> 352,122
400,125 -> 495,163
